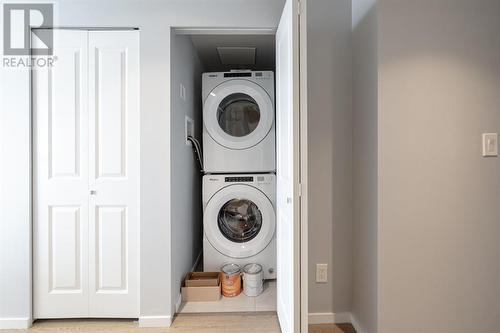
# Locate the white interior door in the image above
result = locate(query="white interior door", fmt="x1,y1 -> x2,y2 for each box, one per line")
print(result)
34,29 -> 140,318
276,0 -> 302,332
33,29 -> 90,318
87,31 -> 140,317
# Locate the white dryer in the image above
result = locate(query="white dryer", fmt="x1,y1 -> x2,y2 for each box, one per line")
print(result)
203,174 -> 276,279
202,70 -> 275,173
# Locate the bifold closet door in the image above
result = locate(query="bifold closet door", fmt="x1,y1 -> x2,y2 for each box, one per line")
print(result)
34,30 -> 140,318
276,0 -> 301,332
33,30 -> 90,318
87,31 -> 140,317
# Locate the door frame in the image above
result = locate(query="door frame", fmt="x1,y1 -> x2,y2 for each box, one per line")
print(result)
29,27 -> 141,322
298,0 -> 308,330
170,1 -> 308,328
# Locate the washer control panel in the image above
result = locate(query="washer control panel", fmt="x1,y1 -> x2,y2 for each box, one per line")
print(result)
225,176 -> 253,182
205,71 -> 273,80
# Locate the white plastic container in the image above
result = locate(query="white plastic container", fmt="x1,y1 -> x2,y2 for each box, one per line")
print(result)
242,263 -> 264,297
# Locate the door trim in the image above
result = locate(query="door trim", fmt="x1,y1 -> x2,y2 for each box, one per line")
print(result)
173,27 -> 276,35
298,0 -> 309,331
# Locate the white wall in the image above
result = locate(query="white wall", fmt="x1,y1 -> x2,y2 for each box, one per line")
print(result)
0,61 -> 32,327
307,0 -> 353,317
351,1 -> 378,332
378,0 -> 500,332
0,0 -> 285,326
0,7 -> 32,326
170,32 -> 204,311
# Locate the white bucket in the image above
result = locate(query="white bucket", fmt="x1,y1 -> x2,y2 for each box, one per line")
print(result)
242,263 -> 264,297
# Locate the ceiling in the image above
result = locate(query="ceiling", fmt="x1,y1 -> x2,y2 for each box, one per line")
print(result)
189,34 -> 275,72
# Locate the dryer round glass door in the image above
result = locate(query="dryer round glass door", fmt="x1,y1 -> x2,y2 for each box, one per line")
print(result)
217,93 -> 260,137
204,80 -> 274,150
204,184 -> 275,259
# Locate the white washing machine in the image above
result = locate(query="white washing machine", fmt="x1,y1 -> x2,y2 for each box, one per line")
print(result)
203,174 -> 276,279
202,70 -> 275,173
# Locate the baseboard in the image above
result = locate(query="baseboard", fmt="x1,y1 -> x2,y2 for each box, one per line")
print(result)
308,312 -> 351,325
138,315 -> 172,327
350,314 -> 366,333
0,317 -> 32,329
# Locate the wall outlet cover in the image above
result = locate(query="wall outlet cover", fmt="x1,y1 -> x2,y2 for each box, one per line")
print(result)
316,264 -> 328,283
482,133 -> 498,157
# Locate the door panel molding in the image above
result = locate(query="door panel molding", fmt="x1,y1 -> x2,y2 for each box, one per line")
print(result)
48,206 -> 82,293
48,48 -> 82,179
95,206 -> 128,292
94,48 -> 127,179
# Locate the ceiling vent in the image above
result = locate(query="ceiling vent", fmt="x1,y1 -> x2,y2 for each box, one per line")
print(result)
216,47 -> 256,65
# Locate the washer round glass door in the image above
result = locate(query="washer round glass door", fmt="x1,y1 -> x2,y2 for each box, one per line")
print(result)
204,184 -> 275,259
204,80 -> 274,150
218,198 -> 262,243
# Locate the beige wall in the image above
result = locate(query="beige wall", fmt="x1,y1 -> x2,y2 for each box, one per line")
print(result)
307,0 -> 353,315
352,0 -> 378,332
378,0 -> 500,332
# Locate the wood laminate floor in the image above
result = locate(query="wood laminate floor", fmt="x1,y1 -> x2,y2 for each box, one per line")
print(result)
5,315 -> 356,333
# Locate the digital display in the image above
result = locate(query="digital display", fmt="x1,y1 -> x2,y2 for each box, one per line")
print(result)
223,72 -> 252,78
225,176 -> 254,182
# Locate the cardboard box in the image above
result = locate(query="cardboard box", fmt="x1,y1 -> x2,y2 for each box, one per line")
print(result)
181,272 -> 221,302
185,272 -> 220,287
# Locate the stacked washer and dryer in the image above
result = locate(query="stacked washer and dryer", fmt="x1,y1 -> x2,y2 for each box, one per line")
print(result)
202,70 -> 277,279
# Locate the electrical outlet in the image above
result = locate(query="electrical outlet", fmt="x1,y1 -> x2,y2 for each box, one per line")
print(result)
185,116 -> 194,146
316,264 -> 328,283
483,133 -> 498,157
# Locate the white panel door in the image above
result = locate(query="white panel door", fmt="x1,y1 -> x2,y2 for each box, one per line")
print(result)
33,30 -> 90,318
34,30 -> 139,318
88,31 -> 140,317
276,1 -> 301,332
